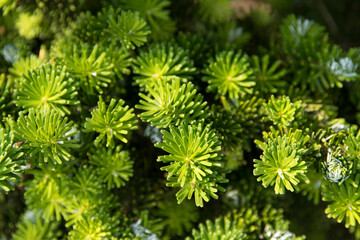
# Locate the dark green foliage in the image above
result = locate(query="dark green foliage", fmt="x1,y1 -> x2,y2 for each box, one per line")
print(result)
118,0 -> 175,41
156,199 -> 199,236
70,9 -> 112,45
197,0 -> 232,24
107,10 -> 151,49
221,96 -> 265,151
208,105 -> 242,150
279,14 -> 360,93
252,54 -> 287,94
172,32 -> 211,68
68,6 -> 151,49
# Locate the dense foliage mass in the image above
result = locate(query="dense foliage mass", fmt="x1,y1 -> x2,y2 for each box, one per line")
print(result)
1,0 -> 360,239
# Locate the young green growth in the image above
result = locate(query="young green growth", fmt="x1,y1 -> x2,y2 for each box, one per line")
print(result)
15,64 -> 79,115
12,212 -> 61,240
322,174 -> 360,228
62,43 -> 114,95
69,166 -> 103,199
133,42 -> 196,89
187,215 -> 246,240
202,51 -> 255,99
254,135 -> 309,194
14,109 -> 79,166
343,128 -> 360,160
84,96 -> 138,147
69,214 -> 112,240
155,122 -> 227,207
89,146 -> 133,189
9,55 -> 45,79
136,78 -> 209,128
263,95 -> 299,127
0,129 -> 24,193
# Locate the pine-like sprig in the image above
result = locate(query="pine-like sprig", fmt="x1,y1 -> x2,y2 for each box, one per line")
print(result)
12,212 -> 61,240
107,10 -> 151,49
9,55 -> 45,79
254,135 -> 309,194
156,199 -> 199,236
70,9 -> 113,45
15,64 -> 79,115
187,214 -> 246,240
202,51 -> 255,99
155,122 -> 228,207
263,95 -> 301,127
68,214 -> 112,240
89,146 -> 133,189
0,128 -> 24,193
14,109 -> 80,166
119,0 -> 175,41
187,205 -> 305,240
322,174 -> 360,228
133,42 -> 196,89
252,55 -> 287,94
61,43 -> 114,95
69,166 -> 102,199
27,176 -> 71,221
279,14 -> 360,93
343,128 -> 360,161
0,74 -> 12,112
322,148 -> 352,184
208,105 -> 242,150
136,78 -> 209,128
84,96 -> 138,147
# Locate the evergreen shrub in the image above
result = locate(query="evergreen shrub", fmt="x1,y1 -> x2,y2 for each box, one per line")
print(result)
0,0 -> 360,239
